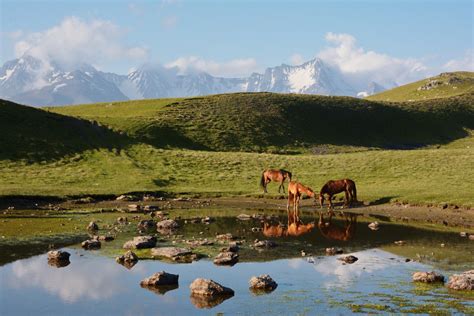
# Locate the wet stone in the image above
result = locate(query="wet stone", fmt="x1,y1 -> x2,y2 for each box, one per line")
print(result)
338,255 -> 358,264
249,274 -> 278,292
81,239 -> 101,250
151,247 -> 197,262
326,247 -> 343,255
213,251 -> 239,266
116,250 -> 138,265
140,271 -> 179,286
189,278 -> 234,297
446,270 -> 474,290
47,250 -> 70,261
412,271 -> 445,283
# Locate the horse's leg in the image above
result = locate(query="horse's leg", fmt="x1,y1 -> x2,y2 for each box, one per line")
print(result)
344,190 -> 350,208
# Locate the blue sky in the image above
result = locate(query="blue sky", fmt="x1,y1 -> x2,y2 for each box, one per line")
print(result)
1,0 -> 472,81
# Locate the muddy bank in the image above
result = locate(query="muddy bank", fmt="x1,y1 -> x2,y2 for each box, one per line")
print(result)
1,195 -> 473,228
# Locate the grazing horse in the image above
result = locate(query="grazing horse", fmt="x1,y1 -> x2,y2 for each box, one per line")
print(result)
319,179 -> 357,210
287,181 -> 317,224
260,169 -> 292,193
318,212 -> 357,241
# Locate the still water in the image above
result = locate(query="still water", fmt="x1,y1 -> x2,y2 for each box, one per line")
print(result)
0,210 -> 473,315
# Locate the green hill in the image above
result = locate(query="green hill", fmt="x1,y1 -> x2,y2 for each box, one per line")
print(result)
368,71 -> 474,102
50,92 -> 474,153
0,99 -> 128,161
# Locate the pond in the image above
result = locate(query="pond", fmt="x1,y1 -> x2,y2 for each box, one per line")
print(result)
0,208 -> 473,315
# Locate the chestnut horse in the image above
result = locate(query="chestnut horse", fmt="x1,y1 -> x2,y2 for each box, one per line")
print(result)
287,181 -> 316,223
260,169 -> 292,193
319,179 -> 357,210
318,212 -> 357,241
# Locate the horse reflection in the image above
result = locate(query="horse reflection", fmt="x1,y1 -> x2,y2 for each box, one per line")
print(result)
318,212 -> 357,241
262,210 -> 315,237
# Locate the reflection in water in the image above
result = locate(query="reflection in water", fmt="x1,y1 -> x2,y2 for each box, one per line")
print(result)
140,283 -> 179,295
318,212 -> 357,241
190,293 -> 234,309
47,258 -> 70,268
262,209 -> 316,237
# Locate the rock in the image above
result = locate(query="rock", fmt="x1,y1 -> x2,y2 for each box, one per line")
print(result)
446,270 -> 474,290
394,240 -> 406,245
116,217 -> 128,224
216,233 -> 236,241
116,194 -> 134,201
137,219 -> 156,230
412,271 -> 445,283
368,222 -> 379,231
237,214 -> 252,220
87,221 -> 99,231
460,232 -> 467,237
201,216 -> 213,224
251,227 -> 262,232
97,235 -> 114,241
249,274 -> 278,292
156,219 -> 179,232
189,278 -> 234,297
253,240 -> 276,248
213,251 -> 239,266
81,239 -> 101,250
338,255 -> 358,264
140,271 -> 179,286
326,247 -> 343,255
469,235 -> 474,241
47,250 -> 70,261
116,250 -> 138,264
151,247 -> 196,262
128,204 -> 141,212
143,205 -> 159,212
221,243 -> 239,253
123,236 -> 157,249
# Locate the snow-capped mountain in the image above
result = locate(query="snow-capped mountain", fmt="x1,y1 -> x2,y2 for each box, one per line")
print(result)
0,55 -> 388,106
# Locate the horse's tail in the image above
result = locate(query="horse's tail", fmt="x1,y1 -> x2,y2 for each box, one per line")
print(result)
352,182 -> 358,202
260,171 -> 266,188
287,171 -> 292,181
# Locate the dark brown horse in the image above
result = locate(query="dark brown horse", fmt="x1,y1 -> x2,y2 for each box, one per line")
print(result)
319,179 -> 357,210
287,181 -> 316,223
318,212 -> 357,241
260,169 -> 292,193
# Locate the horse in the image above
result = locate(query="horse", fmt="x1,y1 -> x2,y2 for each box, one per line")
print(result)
318,212 -> 357,241
287,181 -> 317,224
319,179 -> 357,210
260,169 -> 292,194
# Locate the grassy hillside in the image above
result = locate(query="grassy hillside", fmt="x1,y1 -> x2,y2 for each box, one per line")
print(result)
0,99 -> 129,161
50,92 -> 474,153
368,71 -> 474,102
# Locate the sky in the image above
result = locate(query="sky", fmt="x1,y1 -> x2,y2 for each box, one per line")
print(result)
0,0 -> 473,84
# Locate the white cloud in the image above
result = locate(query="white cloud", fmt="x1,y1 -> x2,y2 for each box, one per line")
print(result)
161,15 -> 178,29
13,17 -> 148,69
318,32 -> 429,88
443,50 -> 474,71
290,53 -> 304,65
166,56 -> 259,77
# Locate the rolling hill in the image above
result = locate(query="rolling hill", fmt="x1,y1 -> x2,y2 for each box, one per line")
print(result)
50,92 -> 474,153
367,71 -> 474,102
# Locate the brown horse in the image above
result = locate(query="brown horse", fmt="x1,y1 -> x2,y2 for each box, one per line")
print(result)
318,212 -> 357,241
260,169 -> 292,193
319,179 -> 357,210
287,181 -> 317,223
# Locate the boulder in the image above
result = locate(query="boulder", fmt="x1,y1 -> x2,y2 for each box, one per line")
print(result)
128,204 -> 141,212
249,274 -> 278,292
151,247 -> 196,262
87,221 -> 99,231
368,222 -> 379,231
213,251 -> 239,266
338,255 -> 358,264
140,271 -> 179,286
446,270 -> 474,290
123,236 -> 157,249
221,242 -> 239,253
47,250 -> 70,261
253,239 -> 276,248
81,239 -> 101,250
137,219 -> 156,230
98,235 -> 114,241
189,278 -> 234,297
116,250 -> 138,264
156,219 -> 179,232
325,247 -> 343,255
412,271 -> 445,283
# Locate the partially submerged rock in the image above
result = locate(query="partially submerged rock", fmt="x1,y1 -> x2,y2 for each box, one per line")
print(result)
140,271 -> 179,286
338,255 -> 358,264
249,274 -> 278,292
325,247 -> 343,255
116,250 -> 138,266
123,236 -> 157,249
47,250 -> 70,261
213,251 -> 239,266
368,222 -> 379,231
446,270 -> 474,290
189,278 -> 234,297
253,239 -> 276,248
412,271 -> 445,283
81,239 -> 101,250
87,221 -> 99,231
151,247 -> 197,262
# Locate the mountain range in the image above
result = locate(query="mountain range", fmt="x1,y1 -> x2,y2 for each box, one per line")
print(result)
0,55 -> 389,106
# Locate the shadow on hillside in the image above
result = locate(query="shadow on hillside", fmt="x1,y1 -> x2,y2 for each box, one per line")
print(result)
0,99 -> 135,162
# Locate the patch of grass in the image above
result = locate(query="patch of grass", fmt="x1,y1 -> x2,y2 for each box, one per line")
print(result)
368,71 -> 474,102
